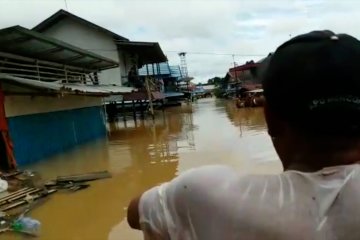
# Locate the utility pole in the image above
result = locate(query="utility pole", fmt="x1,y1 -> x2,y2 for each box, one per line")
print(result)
232,54 -> 239,93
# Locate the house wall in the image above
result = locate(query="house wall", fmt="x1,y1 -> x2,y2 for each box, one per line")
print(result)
5,95 -> 107,165
5,95 -> 102,117
232,68 -> 260,84
39,17 -> 127,85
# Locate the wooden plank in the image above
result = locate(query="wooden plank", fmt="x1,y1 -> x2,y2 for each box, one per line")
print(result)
0,188 -> 38,206
0,189 -> 57,212
0,189 -> 42,206
0,188 -> 32,202
1,171 -> 22,178
56,171 -> 111,183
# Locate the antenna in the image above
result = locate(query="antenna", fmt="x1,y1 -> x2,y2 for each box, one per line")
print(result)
232,54 -> 237,67
64,0 -> 69,10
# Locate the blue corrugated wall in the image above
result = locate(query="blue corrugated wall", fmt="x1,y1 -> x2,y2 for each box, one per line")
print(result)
7,106 -> 106,166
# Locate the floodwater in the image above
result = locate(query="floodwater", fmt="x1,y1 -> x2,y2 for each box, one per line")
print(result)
4,98 -> 282,240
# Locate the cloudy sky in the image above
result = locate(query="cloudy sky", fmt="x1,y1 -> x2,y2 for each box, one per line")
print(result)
0,0 -> 359,83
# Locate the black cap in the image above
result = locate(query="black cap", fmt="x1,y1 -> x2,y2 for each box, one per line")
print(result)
262,30 -> 360,136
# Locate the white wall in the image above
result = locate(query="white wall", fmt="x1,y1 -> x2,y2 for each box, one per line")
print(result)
40,17 -> 126,85
5,95 -> 103,117
203,85 -> 215,90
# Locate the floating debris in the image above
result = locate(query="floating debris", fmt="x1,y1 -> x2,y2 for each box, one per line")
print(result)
0,178 -> 8,193
0,169 -> 111,237
56,171 -> 112,183
45,170 -> 111,192
45,181 -> 90,192
0,205 -> 42,237
1,189 -> 57,212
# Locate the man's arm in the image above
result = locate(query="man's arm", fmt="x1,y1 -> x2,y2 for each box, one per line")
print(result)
127,189 -> 171,240
127,165 -> 235,238
127,194 -> 141,230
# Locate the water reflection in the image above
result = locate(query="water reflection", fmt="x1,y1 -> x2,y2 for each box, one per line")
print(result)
6,98 -> 282,240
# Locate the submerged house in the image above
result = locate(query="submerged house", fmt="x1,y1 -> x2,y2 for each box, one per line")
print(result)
228,61 -> 260,89
32,9 -> 129,86
0,26 -> 131,168
227,53 -> 273,91
220,58 -> 266,98
138,62 -> 184,98
32,10 -> 167,99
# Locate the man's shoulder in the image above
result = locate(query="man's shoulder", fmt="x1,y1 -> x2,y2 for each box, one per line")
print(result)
172,165 -> 240,188
170,165 -> 272,201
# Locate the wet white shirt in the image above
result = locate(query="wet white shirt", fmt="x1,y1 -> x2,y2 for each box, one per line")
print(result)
139,164 -> 360,240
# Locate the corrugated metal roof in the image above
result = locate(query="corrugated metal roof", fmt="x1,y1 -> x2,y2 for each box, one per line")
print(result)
229,62 -> 258,72
178,76 -> 194,83
138,62 -> 171,76
138,62 -> 184,81
122,91 -> 165,101
0,73 -> 133,96
203,85 -> 215,90
63,84 -> 134,94
169,65 -> 183,79
164,92 -> 184,98
0,26 -> 119,71
116,41 -> 167,65
33,9 -> 128,41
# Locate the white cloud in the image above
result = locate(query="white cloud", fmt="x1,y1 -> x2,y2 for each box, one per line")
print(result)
0,0 -> 360,82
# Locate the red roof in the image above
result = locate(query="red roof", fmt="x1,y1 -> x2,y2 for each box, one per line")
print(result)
229,62 -> 258,72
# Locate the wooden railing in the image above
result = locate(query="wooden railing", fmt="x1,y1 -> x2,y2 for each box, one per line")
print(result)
0,51 -> 99,85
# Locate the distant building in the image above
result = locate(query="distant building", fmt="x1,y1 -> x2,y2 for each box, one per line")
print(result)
225,54 -> 273,92
217,55 -> 273,98
203,84 -> 215,91
138,62 -> 184,98
0,26 -> 131,168
228,61 -> 259,85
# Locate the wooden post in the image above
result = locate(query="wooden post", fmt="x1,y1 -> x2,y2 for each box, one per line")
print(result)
145,77 -> 154,118
94,72 -> 99,85
35,60 -> 40,81
152,63 -> 156,82
122,100 -> 126,123
132,100 -> 137,123
140,100 -> 144,119
82,69 -> 86,84
145,64 -> 155,119
64,66 -> 68,83
146,64 -> 150,79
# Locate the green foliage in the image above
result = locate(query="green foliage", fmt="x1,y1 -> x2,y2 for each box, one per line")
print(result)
213,87 -> 225,98
207,76 -> 225,86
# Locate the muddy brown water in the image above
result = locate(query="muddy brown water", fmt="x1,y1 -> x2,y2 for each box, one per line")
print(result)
3,98 -> 282,240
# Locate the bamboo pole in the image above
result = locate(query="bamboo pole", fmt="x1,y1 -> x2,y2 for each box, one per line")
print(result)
145,77 -> 154,117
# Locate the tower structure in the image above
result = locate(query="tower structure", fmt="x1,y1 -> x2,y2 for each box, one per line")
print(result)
178,52 -> 188,77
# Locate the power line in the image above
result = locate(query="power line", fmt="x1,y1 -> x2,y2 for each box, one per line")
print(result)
79,48 -> 267,57
165,51 -> 267,57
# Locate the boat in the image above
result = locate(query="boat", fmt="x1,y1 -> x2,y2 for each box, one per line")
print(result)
236,89 -> 265,108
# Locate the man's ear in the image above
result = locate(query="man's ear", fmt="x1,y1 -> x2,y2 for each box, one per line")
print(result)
264,103 -> 283,138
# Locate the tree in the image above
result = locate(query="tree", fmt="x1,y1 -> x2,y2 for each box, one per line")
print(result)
207,77 -> 223,86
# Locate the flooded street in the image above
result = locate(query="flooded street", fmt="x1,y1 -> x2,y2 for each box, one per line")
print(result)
5,98 -> 282,240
